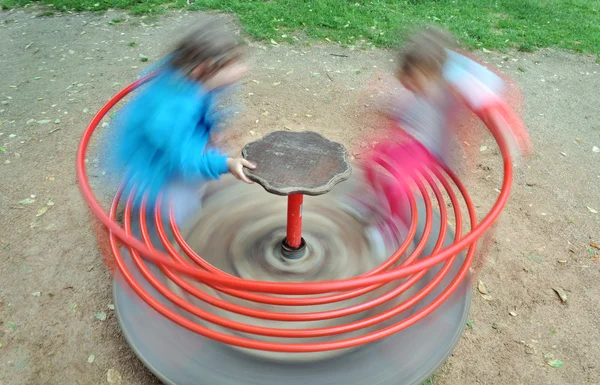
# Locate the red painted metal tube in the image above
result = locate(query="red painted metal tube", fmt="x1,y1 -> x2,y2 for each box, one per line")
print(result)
285,194 -> 304,249
77,76 -> 518,353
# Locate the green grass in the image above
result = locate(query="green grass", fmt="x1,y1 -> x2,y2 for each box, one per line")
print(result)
2,0 -> 600,55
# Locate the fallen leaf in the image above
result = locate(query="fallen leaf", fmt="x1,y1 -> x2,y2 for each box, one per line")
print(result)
107,304 -> 115,310
587,206 -> 598,214
107,368 -> 123,384
560,152 -> 567,157
552,287 -> 568,303
36,206 -> 49,217
509,311 -> 517,317
547,360 -> 564,368
0,342 -> 3,348
481,293 -> 494,301
593,146 -> 599,153
7,321 -> 17,331
54,119 -> 60,124
272,82 -> 281,86
46,199 -> 55,206
37,120 -> 51,124
95,311 -> 107,321
591,242 -> 600,250
477,280 -> 488,294
19,198 -> 35,205
466,320 -> 474,328
31,292 -> 41,297
480,145 -> 488,152
83,108 -> 89,113
88,354 -> 95,363
71,304 -> 78,312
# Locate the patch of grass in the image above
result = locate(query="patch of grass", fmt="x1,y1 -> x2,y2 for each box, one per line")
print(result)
128,41 -> 136,47
36,10 -> 55,17
422,372 -> 440,385
2,0 -> 599,54
108,17 -> 123,24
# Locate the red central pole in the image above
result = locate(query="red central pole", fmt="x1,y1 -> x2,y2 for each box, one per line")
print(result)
286,194 -> 304,249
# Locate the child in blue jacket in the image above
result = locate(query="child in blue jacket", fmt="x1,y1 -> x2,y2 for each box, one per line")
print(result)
110,18 -> 255,224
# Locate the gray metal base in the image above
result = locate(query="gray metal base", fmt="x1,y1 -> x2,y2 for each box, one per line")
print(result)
112,173 -> 472,385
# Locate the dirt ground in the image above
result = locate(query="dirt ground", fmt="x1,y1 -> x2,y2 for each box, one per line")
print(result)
1,8 -> 599,385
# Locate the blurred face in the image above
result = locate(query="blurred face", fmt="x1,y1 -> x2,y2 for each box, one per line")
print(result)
205,61 -> 248,90
191,51 -> 248,91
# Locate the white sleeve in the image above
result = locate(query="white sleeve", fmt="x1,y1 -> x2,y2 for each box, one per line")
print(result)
444,50 -> 505,111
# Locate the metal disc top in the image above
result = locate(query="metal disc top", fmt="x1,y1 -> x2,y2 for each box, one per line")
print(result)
242,131 -> 352,196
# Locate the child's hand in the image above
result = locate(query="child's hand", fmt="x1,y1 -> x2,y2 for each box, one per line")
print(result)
227,157 -> 256,184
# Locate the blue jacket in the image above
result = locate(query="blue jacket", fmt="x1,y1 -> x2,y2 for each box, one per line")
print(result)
110,66 -> 229,209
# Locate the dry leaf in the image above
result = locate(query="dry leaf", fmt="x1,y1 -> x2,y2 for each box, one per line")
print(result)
272,82 -> 281,86
31,292 -> 41,297
107,368 -> 122,384
477,280 -> 488,294
590,242 -> 600,250
552,287 -> 568,303
36,206 -> 49,217
509,311 -> 517,317
88,354 -> 95,363
481,293 -> 493,301
593,146 -> 599,153
587,206 -> 598,214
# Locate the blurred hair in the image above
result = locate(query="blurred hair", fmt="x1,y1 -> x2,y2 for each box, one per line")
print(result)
168,16 -> 243,80
398,26 -> 457,76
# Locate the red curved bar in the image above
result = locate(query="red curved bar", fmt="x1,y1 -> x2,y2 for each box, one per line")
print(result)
78,76 -> 515,352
